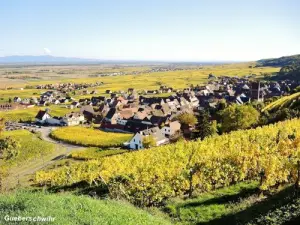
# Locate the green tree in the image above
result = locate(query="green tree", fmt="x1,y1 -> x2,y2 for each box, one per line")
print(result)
142,135 -> 156,149
218,99 -> 227,110
251,100 -> 265,111
178,113 -> 197,127
195,111 -> 217,140
293,86 -> 300,93
219,104 -> 260,132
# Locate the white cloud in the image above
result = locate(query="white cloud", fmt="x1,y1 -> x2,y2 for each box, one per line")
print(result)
43,48 -> 51,55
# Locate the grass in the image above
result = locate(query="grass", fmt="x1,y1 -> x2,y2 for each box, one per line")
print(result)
165,181 -> 300,225
164,181 -> 260,224
0,191 -> 172,225
246,197 -> 300,225
70,147 -> 128,160
50,126 -> 132,148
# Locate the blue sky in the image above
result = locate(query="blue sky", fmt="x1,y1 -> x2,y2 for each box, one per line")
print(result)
0,0 -> 299,61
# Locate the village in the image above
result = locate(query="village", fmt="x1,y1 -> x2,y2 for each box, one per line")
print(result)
1,74 -> 299,150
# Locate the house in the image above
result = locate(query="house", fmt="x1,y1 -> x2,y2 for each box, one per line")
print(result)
35,110 -> 51,123
208,74 -> 217,80
127,127 -> 169,150
13,97 -> 22,103
83,90 -> 90,95
161,121 -> 181,137
60,98 -> 69,104
30,97 -> 38,104
116,109 -> 135,125
104,108 -> 118,124
147,90 -> 157,94
62,112 -> 85,126
52,99 -> 60,105
35,110 -> 61,125
80,105 -> 95,122
128,88 -> 135,93
91,96 -> 106,105
21,98 -> 30,105
90,90 -> 98,95
38,100 -> 47,106
133,111 -> 148,120
71,101 -> 80,108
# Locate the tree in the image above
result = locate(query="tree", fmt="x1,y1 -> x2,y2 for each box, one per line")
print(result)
217,99 -> 227,111
251,100 -> 265,111
178,113 -> 197,127
195,111 -> 217,140
169,130 -> 183,143
0,137 -> 20,161
0,119 -> 5,135
142,135 -> 156,149
293,86 -> 300,93
219,104 -> 260,133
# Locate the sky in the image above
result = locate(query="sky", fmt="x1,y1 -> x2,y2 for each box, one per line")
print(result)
0,0 -> 300,61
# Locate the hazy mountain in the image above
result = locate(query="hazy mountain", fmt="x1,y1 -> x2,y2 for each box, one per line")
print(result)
0,55 -> 101,64
0,55 -> 240,65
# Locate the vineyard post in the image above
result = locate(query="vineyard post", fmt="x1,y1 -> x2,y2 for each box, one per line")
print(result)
296,161 -> 300,191
188,168 -> 194,198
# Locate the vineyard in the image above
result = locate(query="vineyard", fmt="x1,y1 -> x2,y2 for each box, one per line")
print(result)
2,130 -> 55,166
70,147 -> 128,160
50,126 -> 132,147
36,119 -> 300,206
262,92 -> 300,112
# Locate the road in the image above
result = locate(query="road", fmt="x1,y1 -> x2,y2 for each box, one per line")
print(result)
5,125 -> 82,190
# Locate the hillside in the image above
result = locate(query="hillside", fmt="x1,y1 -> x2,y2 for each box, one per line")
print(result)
36,119 -> 300,205
278,63 -> 300,80
257,54 -> 300,80
262,92 -> 300,112
257,54 -> 300,67
0,191 -> 171,225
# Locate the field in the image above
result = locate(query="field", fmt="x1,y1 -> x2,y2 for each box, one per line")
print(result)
0,191 -> 171,225
0,63 -> 280,93
50,126 -> 132,147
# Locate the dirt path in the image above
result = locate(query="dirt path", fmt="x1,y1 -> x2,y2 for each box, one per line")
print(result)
5,126 -> 83,190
